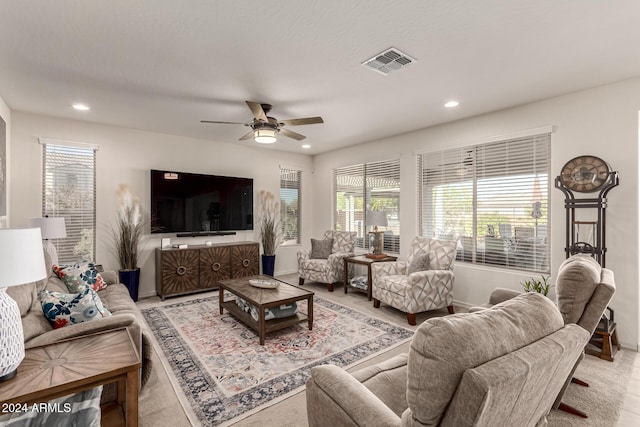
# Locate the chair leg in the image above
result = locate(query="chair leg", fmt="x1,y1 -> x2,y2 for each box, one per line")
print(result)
571,377 -> 589,387
326,283 -> 334,292
373,299 -> 381,308
558,402 -> 588,418
299,277 -> 305,286
406,313 -> 417,326
447,305 -> 455,314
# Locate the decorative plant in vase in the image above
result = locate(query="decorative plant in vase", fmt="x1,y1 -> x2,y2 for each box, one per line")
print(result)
521,275 -> 554,297
257,190 -> 282,276
111,184 -> 145,301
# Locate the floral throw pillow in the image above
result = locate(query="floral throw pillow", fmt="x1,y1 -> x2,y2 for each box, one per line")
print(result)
39,288 -> 112,329
52,259 -> 107,293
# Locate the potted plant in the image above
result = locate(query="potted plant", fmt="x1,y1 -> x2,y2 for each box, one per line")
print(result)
256,190 -> 282,276
112,184 -> 144,301
521,275 -> 554,297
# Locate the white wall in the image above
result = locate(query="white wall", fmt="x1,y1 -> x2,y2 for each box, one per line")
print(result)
9,112 -> 313,298
312,77 -> 640,349
0,95 -> 9,228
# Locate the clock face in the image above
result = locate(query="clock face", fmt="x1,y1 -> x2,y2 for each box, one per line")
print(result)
560,155 -> 610,193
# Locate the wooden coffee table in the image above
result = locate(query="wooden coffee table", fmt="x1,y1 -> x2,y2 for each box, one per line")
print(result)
219,275 -> 314,345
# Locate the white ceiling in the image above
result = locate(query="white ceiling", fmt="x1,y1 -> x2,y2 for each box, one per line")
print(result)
1,1 -> 640,154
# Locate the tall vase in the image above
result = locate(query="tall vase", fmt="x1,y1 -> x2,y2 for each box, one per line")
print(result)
262,254 -> 276,277
119,268 -> 141,302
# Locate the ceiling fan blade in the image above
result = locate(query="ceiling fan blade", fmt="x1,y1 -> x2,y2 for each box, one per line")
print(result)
280,117 -> 324,126
245,101 -> 268,122
280,128 -> 306,141
201,120 -> 247,125
239,130 -> 254,141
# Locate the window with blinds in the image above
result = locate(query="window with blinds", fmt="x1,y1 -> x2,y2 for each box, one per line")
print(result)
418,132 -> 550,273
41,142 -> 97,263
334,159 -> 400,253
280,168 -> 301,244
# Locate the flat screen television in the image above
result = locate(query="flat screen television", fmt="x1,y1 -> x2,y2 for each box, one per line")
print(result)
150,169 -> 253,235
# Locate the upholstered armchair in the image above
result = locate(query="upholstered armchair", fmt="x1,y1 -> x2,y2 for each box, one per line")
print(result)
297,230 -> 357,292
468,254 -> 616,418
552,254 -> 616,417
306,293 -> 590,427
371,237 -> 456,325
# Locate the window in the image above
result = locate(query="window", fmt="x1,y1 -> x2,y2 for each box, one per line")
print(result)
280,167 -> 301,244
418,131 -> 550,273
40,139 -> 97,263
334,159 -> 400,253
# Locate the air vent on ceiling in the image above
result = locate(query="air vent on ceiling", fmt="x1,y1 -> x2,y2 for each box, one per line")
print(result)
361,47 -> 417,75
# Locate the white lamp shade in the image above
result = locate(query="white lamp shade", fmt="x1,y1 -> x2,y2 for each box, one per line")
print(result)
366,211 -> 388,228
28,217 -> 67,240
0,228 -> 48,288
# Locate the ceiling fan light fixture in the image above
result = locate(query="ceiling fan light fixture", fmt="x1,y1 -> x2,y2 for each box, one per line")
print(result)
254,128 -> 277,144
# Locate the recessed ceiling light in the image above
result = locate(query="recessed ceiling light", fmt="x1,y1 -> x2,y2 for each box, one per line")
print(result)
302,144 -> 311,149
72,103 -> 90,111
444,100 -> 459,108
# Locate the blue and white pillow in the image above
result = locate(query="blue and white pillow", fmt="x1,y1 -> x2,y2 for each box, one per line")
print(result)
52,259 -> 107,293
39,288 -> 112,329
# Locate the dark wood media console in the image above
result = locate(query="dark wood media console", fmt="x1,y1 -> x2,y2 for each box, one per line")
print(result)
155,241 -> 259,300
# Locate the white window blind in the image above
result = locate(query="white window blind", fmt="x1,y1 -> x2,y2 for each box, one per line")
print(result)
41,142 -> 97,263
280,168 -> 301,244
418,132 -> 550,272
334,159 -> 400,253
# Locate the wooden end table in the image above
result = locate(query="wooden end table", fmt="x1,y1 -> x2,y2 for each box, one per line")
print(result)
0,328 -> 141,426
343,255 -> 397,301
219,275 -> 314,345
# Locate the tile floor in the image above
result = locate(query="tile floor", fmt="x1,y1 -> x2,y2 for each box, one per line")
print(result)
617,349 -> 640,426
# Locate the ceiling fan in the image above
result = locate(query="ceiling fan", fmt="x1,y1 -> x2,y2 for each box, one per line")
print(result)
201,101 -> 324,144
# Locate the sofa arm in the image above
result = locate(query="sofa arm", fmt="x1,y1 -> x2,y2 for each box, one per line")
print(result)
306,364 -> 401,427
24,312 -> 138,350
100,270 -> 120,285
488,288 -> 523,305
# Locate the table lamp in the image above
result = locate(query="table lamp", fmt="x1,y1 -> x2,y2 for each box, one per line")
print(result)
366,210 -> 388,258
0,228 -> 47,382
28,216 -> 66,266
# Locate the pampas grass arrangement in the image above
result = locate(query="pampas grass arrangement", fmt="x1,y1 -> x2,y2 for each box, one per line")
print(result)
112,184 -> 144,270
257,190 -> 282,256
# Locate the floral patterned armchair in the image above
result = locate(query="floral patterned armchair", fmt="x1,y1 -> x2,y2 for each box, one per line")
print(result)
371,237 -> 456,325
297,230 -> 357,292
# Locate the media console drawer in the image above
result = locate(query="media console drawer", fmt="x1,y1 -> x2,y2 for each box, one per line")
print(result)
155,242 -> 259,300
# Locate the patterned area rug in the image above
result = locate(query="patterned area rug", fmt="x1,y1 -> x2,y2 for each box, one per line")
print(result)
141,293 -> 413,426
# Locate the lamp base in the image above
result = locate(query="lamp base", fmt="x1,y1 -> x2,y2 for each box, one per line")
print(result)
0,289 -> 25,382
0,368 -> 17,382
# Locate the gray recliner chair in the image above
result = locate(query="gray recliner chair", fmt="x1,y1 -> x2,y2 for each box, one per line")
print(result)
306,292 -> 590,427
468,254 -> 616,418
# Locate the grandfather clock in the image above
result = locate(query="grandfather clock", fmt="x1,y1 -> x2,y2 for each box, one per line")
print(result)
555,155 -> 619,362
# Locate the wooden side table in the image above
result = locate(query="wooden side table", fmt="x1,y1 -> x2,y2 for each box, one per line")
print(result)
343,255 -> 397,301
0,328 -> 141,426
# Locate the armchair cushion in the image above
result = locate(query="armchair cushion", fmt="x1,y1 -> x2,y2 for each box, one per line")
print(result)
407,251 -> 429,274
310,238 -> 333,259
